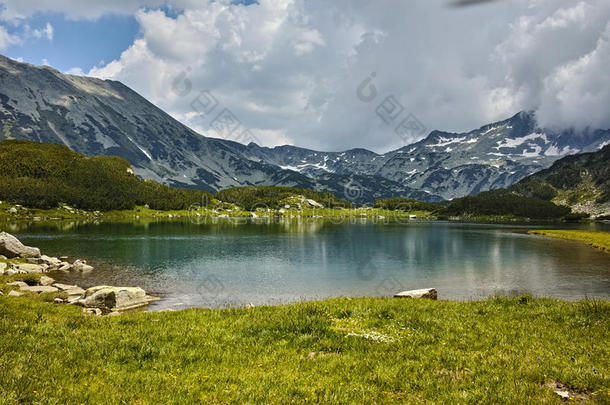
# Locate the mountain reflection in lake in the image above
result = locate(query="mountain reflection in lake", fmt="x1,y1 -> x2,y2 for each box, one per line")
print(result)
6,219 -> 610,310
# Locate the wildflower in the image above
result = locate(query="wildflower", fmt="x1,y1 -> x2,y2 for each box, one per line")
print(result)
570,357 -> 575,362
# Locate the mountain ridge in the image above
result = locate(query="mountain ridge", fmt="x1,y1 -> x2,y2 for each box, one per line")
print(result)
1,54 -> 608,203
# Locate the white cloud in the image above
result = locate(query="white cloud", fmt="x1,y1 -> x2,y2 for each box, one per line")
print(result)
30,22 -> 54,41
0,24 -> 20,50
5,0 -> 610,151
493,0 -> 610,131
65,66 -> 86,75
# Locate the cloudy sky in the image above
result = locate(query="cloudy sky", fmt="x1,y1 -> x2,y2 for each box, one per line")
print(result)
1,0 -> 609,152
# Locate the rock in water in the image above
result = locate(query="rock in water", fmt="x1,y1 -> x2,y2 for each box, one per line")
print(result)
71,260 -> 94,272
0,232 -> 41,258
79,286 -> 158,311
394,288 -> 438,299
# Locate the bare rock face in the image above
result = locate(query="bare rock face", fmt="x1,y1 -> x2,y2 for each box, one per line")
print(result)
0,232 -> 41,259
79,286 -> 158,312
394,288 -> 438,299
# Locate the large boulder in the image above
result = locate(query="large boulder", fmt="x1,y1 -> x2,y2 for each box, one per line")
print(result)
0,232 -> 41,258
394,288 -> 438,299
79,286 -> 158,311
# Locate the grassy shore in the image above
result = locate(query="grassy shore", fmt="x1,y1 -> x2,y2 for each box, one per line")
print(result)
528,230 -> 610,253
0,292 -> 608,404
0,201 -> 433,222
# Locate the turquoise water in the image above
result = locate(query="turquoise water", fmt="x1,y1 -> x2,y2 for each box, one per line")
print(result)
6,219 -> 610,310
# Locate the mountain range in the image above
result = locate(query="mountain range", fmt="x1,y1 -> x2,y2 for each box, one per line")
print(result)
1,54 -> 609,204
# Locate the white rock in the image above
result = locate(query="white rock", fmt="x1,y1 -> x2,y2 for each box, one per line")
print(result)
20,285 -> 59,293
53,283 -> 78,291
8,290 -> 23,297
58,263 -> 72,272
82,308 -> 103,316
79,286 -> 158,311
39,276 -> 55,286
14,263 -> 44,273
72,260 -> 94,273
554,390 -> 570,401
7,281 -> 28,289
0,232 -> 41,258
249,212 -> 258,218
394,288 -> 438,299
65,287 -> 86,296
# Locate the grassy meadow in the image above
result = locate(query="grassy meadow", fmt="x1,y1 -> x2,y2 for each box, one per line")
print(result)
0,293 -> 608,404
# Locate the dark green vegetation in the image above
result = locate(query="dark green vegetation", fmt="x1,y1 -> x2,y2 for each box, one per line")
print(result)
215,186 -> 352,210
0,141 -> 357,214
440,189 -> 571,219
374,197 -> 441,212
513,144 -> 610,207
0,293 -> 608,404
0,140 -> 212,211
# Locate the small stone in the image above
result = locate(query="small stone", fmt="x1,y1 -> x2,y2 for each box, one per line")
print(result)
58,263 -> 72,272
6,269 -> 17,276
39,276 -> 55,286
554,390 -> 570,401
65,287 -> 86,296
20,285 -> 59,293
8,290 -> 23,297
7,281 -> 28,289
68,295 -> 82,304
53,283 -> 78,291
8,207 -> 17,214
394,288 -> 438,299
82,308 -> 102,316
14,263 -> 44,274
53,297 -> 64,304
72,260 -> 94,273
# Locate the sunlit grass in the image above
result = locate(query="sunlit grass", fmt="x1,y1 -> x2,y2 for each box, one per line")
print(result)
529,230 -> 610,253
0,295 -> 608,403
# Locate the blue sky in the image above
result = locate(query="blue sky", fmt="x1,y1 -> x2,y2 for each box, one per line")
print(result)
2,13 -> 138,72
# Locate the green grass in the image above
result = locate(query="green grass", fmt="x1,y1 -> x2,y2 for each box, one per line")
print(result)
0,200 -> 434,222
529,230 -> 610,253
0,295 -> 608,404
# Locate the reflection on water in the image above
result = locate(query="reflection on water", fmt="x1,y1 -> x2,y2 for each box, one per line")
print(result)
3,218 -> 609,310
